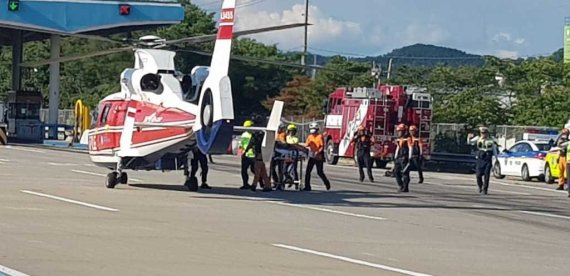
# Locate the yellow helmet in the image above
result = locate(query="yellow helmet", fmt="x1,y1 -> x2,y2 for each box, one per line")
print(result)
287,124 -> 297,131
243,120 -> 253,127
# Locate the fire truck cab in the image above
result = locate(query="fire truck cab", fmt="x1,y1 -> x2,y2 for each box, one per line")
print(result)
323,84 -> 432,168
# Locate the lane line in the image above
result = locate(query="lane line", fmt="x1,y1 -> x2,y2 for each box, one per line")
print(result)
71,170 -> 142,182
518,211 -> 570,220
48,162 -> 79,166
0,264 -> 30,276
270,201 -> 386,221
20,190 -> 118,212
3,146 -> 45,153
272,244 -> 432,276
0,158 -> 10,162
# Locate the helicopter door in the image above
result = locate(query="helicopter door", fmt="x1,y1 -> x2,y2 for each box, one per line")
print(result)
94,102 -> 116,151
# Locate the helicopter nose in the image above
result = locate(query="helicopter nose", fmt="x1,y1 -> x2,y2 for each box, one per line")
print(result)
196,89 -> 234,154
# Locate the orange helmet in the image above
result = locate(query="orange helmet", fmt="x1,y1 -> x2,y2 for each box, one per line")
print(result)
409,125 -> 418,132
562,128 -> 570,135
396,124 -> 407,131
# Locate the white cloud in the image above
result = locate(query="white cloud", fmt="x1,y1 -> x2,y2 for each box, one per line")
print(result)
493,32 -> 512,42
234,4 -> 362,51
514,38 -> 525,45
496,50 -> 519,58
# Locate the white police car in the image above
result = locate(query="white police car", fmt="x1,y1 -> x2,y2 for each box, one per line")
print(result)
493,140 -> 552,181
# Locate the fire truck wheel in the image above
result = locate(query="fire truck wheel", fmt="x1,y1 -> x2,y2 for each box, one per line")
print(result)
375,160 -> 387,169
325,140 -> 338,165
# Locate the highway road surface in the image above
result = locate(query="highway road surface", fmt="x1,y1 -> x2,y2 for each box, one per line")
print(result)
0,145 -> 569,276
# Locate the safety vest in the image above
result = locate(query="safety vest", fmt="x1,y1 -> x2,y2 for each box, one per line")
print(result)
240,131 -> 255,158
286,135 -> 299,144
476,138 -> 495,152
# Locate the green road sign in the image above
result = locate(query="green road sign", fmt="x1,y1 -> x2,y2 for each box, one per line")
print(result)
8,0 -> 19,11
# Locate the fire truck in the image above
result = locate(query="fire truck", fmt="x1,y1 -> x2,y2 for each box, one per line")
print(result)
322,84 -> 432,168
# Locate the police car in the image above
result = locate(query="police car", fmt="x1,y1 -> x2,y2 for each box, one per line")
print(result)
493,140 -> 551,181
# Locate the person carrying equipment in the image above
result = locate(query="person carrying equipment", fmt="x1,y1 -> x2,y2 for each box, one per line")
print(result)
244,130 -> 272,192
557,129 -> 569,190
284,124 -> 300,185
239,120 -> 256,190
303,122 -> 331,191
565,140 -> 570,197
351,125 -> 374,182
467,126 -> 499,195
270,123 -> 287,187
394,124 -> 412,192
408,125 -> 424,184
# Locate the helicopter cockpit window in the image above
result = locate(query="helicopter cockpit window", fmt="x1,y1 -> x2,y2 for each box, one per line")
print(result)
181,74 -> 200,103
140,74 -> 163,94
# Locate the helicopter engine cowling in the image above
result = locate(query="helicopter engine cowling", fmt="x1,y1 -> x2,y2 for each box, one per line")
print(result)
193,74 -> 234,155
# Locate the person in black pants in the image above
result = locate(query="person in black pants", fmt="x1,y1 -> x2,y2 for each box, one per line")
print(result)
408,125 -> 424,183
190,147 -> 211,189
303,122 -> 331,191
351,125 -> 374,182
394,124 -> 411,192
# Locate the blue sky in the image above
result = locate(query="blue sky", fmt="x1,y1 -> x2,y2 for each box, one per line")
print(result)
192,0 -> 570,58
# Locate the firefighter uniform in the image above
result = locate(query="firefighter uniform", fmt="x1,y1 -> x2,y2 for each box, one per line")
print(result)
468,127 -> 498,195
394,124 -> 411,192
284,124 -> 300,184
304,122 -> 331,191
239,120 -> 256,189
557,129 -> 569,190
408,125 -> 424,183
352,126 -> 374,182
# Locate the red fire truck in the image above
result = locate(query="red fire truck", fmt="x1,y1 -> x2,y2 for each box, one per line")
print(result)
322,84 -> 432,168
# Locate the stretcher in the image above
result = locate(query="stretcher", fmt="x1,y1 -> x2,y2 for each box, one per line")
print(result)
272,146 -> 307,191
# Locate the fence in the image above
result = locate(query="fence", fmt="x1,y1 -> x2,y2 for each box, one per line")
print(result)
42,110 -> 561,153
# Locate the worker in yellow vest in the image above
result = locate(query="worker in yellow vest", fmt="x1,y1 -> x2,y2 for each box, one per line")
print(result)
239,120 -> 256,189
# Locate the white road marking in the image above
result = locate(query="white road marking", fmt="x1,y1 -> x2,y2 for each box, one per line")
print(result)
494,181 -> 567,194
20,190 -> 119,212
271,201 -> 386,221
0,158 -> 10,162
71,170 -> 142,182
0,264 -> 30,276
427,182 -> 531,195
48,162 -> 78,166
518,211 -> 570,220
4,146 -> 45,153
273,244 -> 432,276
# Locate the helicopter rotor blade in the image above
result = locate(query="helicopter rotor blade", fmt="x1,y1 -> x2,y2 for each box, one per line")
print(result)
19,46 -> 133,67
165,23 -> 310,46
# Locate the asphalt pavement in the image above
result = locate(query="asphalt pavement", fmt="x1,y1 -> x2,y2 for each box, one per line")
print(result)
0,145 -> 569,276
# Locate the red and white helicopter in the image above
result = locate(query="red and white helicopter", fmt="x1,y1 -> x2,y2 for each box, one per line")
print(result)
23,0 -> 306,190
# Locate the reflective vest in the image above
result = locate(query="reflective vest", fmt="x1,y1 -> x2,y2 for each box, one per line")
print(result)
240,131 -> 255,158
477,138 -> 495,152
286,135 -> 299,144
566,143 -> 570,161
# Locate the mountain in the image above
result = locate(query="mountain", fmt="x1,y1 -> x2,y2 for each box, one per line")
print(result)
353,44 -> 485,67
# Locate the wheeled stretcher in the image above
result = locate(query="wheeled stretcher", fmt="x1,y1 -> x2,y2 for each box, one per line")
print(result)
272,145 -> 307,191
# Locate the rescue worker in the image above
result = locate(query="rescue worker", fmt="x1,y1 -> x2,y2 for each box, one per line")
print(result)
284,124 -> 300,185
190,147 -> 211,189
394,124 -> 412,192
303,122 -> 331,191
351,125 -> 374,182
408,125 -> 424,184
244,130 -> 272,192
556,129 -> 569,190
467,127 -> 499,195
270,123 -> 287,187
239,120 -> 256,190
566,140 -> 570,197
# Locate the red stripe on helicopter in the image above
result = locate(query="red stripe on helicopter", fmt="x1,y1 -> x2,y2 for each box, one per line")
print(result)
217,25 -> 234,40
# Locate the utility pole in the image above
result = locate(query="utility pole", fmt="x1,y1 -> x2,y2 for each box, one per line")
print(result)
386,58 -> 393,80
301,0 -> 309,67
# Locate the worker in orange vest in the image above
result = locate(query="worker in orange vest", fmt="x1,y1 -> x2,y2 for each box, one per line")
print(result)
408,125 -> 424,184
557,128 -> 569,190
270,123 -> 287,187
303,122 -> 331,191
394,123 -> 412,192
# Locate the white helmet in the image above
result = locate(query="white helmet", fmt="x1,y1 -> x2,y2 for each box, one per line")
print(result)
309,122 -> 319,133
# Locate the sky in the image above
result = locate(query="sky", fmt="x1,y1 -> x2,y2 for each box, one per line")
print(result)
191,0 -> 570,58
